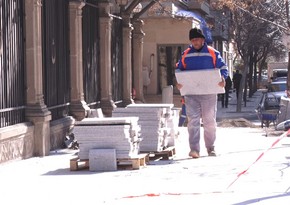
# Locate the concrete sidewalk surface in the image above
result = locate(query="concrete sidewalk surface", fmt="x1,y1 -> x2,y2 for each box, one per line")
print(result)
1,89 -> 290,205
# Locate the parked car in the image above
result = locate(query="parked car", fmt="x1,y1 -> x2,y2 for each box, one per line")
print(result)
272,68 -> 288,79
267,80 -> 287,102
272,76 -> 287,82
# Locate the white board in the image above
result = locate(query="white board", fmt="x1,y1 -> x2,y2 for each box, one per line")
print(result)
175,69 -> 225,95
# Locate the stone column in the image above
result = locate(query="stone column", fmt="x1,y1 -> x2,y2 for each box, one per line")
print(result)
132,19 -> 145,102
69,1 -> 90,121
25,0 -> 51,156
122,14 -> 134,106
99,2 -> 116,117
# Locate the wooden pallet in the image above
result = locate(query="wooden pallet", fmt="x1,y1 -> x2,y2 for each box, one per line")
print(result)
140,146 -> 176,160
70,158 -> 89,171
117,153 -> 149,170
70,153 -> 149,171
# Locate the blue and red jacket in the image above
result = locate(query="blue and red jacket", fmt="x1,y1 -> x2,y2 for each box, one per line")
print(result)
176,43 -> 228,79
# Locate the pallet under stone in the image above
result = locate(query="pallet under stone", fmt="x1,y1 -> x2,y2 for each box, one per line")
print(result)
140,146 -> 176,160
70,153 -> 149,171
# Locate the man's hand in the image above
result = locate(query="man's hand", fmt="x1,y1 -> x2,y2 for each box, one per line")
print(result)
176,83 -> 183,90
218,77 -> 225,87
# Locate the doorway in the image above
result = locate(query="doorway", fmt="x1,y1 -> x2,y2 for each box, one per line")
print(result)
157,45 -> 185,94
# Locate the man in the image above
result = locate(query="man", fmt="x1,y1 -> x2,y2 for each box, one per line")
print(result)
233,70 -> 242,100
221,76 -> 232,108
175,28 -> 228,158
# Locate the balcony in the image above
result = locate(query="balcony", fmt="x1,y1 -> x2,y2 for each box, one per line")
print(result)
187,0 -> 210,15
210,10 -> 230,41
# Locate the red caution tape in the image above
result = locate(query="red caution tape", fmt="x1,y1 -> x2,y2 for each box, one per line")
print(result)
227,129 -> 290,189
122,193 -> 160,198
121,192 -> 220,199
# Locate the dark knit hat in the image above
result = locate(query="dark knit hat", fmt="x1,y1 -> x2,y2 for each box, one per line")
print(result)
189,28 -> 205,40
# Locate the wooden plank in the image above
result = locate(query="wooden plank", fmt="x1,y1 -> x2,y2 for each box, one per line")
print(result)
140,146 -> 176,160
70,157 -> 89,171
117,153 -> 149,170
70,153 -> 149,171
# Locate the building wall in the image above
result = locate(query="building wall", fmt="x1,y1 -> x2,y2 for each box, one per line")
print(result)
50,117 -> 75,150
0,0 -> 84,163
0,123 -> 34,163
1,0 -> 129,164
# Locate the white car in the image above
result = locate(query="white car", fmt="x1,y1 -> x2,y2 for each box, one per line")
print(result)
267,81 -> 287,102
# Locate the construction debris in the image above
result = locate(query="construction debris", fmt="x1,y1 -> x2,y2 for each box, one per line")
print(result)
217,118 -> 258,128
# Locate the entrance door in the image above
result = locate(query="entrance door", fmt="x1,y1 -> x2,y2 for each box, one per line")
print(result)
157,45 -> 184,94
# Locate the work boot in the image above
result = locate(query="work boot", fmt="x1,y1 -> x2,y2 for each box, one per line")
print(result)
189,150 -> 200,158
207,148 -> 216,157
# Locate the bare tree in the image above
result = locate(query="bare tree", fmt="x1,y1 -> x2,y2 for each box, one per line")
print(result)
210,0 -> 287,111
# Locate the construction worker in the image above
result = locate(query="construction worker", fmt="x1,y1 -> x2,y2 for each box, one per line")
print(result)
178,96 -> 187,127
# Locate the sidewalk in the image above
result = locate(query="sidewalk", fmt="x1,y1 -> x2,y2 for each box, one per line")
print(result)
145,89 -> 263,123
1,90 -> 290,205
216,89 -> 263,123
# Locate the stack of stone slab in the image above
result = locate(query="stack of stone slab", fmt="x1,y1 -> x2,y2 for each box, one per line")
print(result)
112,104 -> 179,152
167,107 -> 180,147
72,117 -> 141,160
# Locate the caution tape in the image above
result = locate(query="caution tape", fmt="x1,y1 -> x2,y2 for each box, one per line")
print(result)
227,129 -> 290,189
121,191 -> 224,199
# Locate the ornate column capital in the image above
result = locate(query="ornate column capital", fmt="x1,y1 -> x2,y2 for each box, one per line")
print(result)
98,1 -> 113,18
132,19 -> 145,37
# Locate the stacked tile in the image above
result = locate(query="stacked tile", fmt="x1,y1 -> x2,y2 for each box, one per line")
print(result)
112,104 -> 178,152
72,117 -> 141,160
166,107 -> 180,147
127,104 -> 180,148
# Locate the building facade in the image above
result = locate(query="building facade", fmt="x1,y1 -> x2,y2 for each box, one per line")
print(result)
0,0 -> 232,163
141,0 -> 233,95
0,0 -> 140,163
